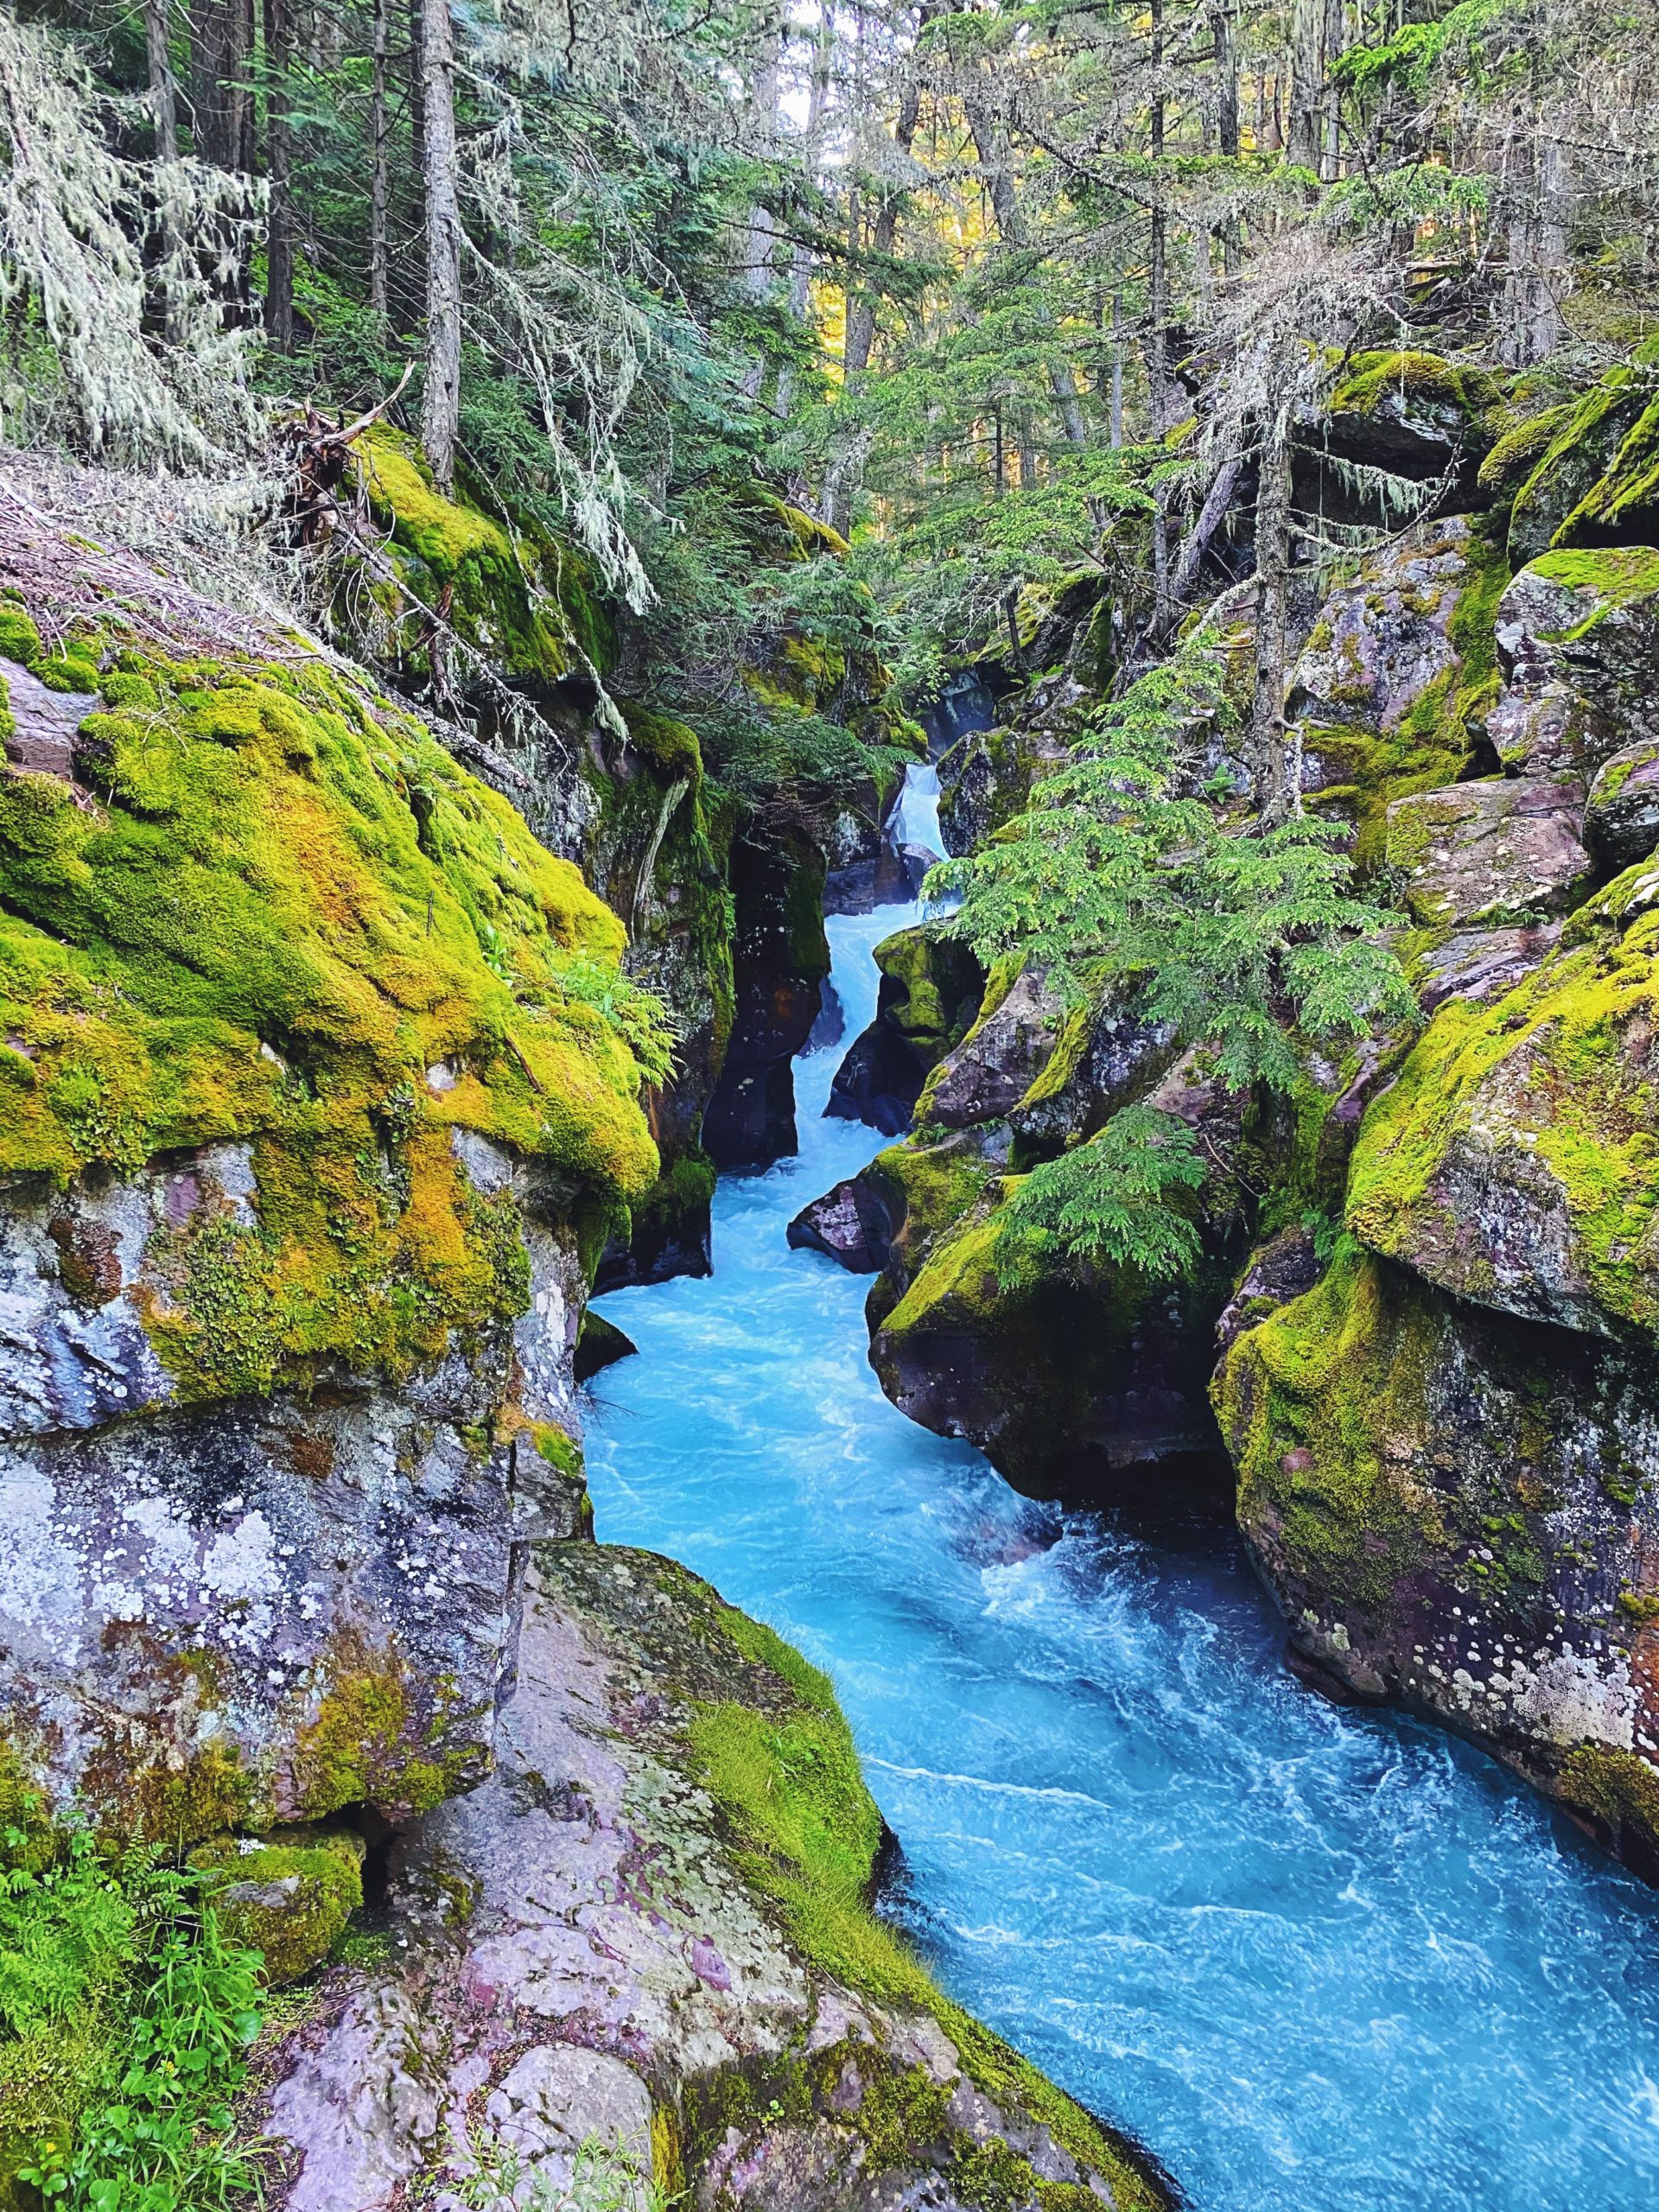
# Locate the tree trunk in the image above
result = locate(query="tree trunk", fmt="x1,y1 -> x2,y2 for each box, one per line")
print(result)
1212,1 -> 1239,156
370,0 -> 391,316
419,0 -> 461,491
191,0 -> 255,169
964,99 -> 1088,448
1249,412 -> 1296,823
145,0 -> 177,162
1148,0 -> 1170,622
1320,0 -> 1344,180
264,0 -> 294,351
1287,0 -> 1322,172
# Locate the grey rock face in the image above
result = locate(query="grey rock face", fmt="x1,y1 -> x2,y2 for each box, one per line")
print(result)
0,1135 -> 588,1837
1490,551 -> 1659,784
924,969 -> 1066,1131
1288,518 -> 1475,736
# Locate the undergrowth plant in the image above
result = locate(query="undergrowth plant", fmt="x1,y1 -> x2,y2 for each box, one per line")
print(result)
1,1820 -> 265,2211
996,1105 -> 1207,1286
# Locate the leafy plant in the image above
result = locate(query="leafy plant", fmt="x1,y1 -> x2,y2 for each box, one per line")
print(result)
2,1821 -> 266,2211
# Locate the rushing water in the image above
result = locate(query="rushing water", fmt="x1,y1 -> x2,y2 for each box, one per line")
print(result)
585,774 -> 1659,2211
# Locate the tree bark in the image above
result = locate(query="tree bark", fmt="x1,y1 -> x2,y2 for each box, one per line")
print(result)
1249,411 -> 1296,823
191,0 -> 255,170
370,0 -> 391,316
145,0 -> 177,163
419,0 -> 461,491
264,0 -> 294,351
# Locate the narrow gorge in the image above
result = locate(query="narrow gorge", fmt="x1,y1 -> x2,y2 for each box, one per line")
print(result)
3,4 -> 1659,2209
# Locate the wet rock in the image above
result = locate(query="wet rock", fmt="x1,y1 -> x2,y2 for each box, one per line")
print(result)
574,1309 -> 637,1382
1384,777 -> 1591,927
828,926 -> 983,1137
1215,1246 -> 1659,1878
786,1177 -> 893,1273
704,828 -> 829,1171
1586,735 -> 1659,871
1347,871 -> 1659,1340
258,1547 -> 1169,2209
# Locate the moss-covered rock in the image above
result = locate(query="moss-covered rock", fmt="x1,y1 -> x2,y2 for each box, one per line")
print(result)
195,1826 -> 365,1986
1345,859 -> 1659,1339
1383,775 -> 1591,929
1586,734 -> 1659,870
870,1173 -> 1232,1496
1291,514 -> 1510,870
0,553 -> 648,1842
1485,343 -> 1659,563
826,924 -> 984,1136
1214,1245 -> 1659,1875
1489,545 -> 1659,784
257,1545 -> 1173,2208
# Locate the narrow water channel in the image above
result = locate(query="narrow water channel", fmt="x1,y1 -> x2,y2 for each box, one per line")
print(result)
585,782 -> 1659,2210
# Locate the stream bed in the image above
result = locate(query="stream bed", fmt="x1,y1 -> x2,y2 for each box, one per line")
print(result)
586,804 -> 1659,2210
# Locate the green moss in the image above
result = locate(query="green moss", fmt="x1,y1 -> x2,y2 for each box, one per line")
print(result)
1213,1246 -> 1452,1609
677,1595 -> 1162,2209
1504,343 -> 1659,560
357,429 -> 615,682
0,607 -> 43,666
1554,392 -> 1659,548
1523,543 -> 1659,614
1330,350 -> 1501,425
1560,1745 -> 1659,1859
1346,876 -> 1659,1333
289,1637 -> 484,1822
191,1827 -> 364,1986
0,613 -> 658,1399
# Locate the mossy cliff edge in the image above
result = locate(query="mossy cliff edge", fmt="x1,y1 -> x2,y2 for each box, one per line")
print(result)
257,1545 -> 1173,2211
0,534 -> 657,1848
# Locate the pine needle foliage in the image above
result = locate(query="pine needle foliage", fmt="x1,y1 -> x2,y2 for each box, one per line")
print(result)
998,1104 -> 1206,1286
929,637 -> 1419,1097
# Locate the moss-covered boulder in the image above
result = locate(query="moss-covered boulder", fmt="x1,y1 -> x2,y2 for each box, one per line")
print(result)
259,1545 -> 1173,2208
1346,861 -> 1659,1340
195,1826 -> 365,1986
1489,546 -> 1659,783
1480,343 -> 1659,564
1586,735 -> 1659,870
1289,515 -> 1509,869
869,1167 -> 1234,1496
826,924 -> 984,1136
1214,1245 -> 1659,1876
1308,353 -> 1500,524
